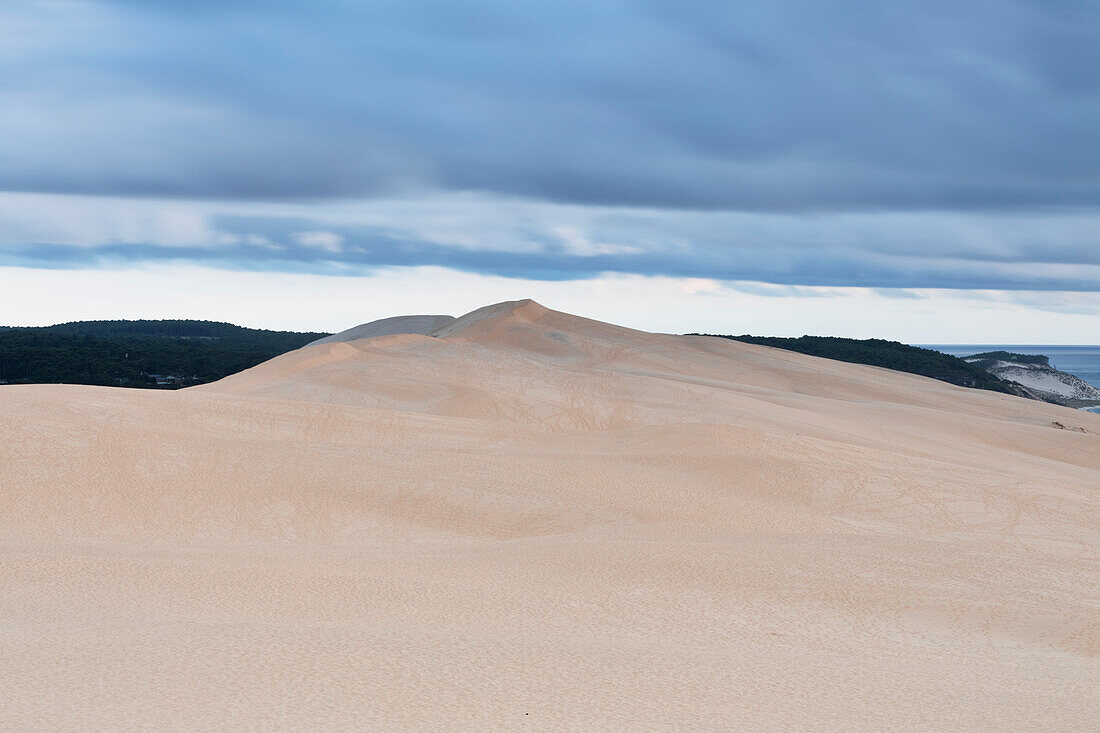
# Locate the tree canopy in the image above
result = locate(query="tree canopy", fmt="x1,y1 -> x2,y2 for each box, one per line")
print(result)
0,320 -> 328,388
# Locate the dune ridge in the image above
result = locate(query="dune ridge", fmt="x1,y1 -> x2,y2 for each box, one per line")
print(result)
306,313 -> 458,346
1,300 -> 1098,730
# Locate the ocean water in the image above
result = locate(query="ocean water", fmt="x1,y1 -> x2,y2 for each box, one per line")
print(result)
926,345 -> 1100,413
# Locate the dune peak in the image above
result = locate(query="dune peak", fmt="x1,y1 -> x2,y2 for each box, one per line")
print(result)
305,300 -> 551,347
429,298 -> 550,339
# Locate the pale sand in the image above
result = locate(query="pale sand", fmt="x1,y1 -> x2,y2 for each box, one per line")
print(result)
306,314 -> 457,347
1,300 -> 1098,730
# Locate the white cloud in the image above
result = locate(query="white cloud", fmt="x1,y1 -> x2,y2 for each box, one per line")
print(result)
679,278 -> 722,295
291,230 -> 344,252
551,226 -> 641,256
0,192 -> 218,247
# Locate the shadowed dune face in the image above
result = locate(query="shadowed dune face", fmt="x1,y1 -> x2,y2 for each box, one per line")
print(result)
306,313 -> 457,346
2,300 -> 1099,730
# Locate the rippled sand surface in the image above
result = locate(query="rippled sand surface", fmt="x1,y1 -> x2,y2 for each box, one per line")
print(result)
2,300 -> 1098,730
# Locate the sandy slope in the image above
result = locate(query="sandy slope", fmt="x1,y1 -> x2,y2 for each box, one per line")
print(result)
306,314 -> 457,346
1,300 -> 1098,730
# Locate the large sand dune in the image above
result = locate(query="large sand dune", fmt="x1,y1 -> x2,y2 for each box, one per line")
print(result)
2,300 -> 1098,730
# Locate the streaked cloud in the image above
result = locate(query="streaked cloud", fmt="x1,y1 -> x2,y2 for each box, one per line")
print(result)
0,1 -> 1098,308
3,192 -> 1100,291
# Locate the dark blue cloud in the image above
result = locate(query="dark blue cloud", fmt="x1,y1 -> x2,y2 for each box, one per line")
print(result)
2,1 -> 1099,294
2,0 -> 1099,210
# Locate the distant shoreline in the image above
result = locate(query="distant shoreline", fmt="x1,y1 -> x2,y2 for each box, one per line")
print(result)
926,344 -> 1100,393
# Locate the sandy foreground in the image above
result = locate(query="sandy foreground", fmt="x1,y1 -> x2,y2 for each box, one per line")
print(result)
1,300 -> 1098,730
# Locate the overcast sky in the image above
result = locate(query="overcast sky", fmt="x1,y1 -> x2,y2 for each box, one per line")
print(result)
2,1 -> 1099,339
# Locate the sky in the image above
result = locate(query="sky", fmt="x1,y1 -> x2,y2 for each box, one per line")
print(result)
2,1 -> 1099,340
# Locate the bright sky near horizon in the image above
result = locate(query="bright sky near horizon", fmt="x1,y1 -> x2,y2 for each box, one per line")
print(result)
2,2 -> 1099,340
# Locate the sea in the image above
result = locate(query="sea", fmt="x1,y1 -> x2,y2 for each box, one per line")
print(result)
925,345 -> 1100,414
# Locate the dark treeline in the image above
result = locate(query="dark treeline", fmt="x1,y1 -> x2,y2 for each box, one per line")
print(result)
695,334 -> 1021,395
0,320 -> 329,388
965,351 -> 1050,367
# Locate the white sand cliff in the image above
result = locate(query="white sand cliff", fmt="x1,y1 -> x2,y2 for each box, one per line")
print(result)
1,299 -> 1098,730
965,355 -> 1100,402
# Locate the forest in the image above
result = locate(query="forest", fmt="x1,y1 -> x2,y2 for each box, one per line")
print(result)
698,334 -> 1020,395
0,320 -> 328,388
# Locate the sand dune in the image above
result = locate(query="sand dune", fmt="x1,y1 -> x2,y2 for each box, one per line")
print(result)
2,300 -> 1098,730
306,314 -> 457,346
